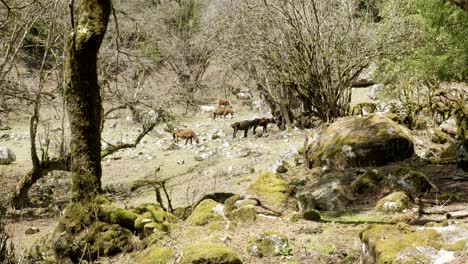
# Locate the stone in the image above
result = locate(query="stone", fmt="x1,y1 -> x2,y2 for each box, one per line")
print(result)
181,244 -> 242,264
352,62 -> 377,86
0,146 -> 15,165
24,227 -> 40,235
375,192 -> 411,213
431,129 -> 449,144
305,114 -> 414,169
397,169 -> 435,197
303,210 -> 321,221
246,172 -> 295,214
311,180 -> 348,211
247,231 -> 290,257
186,199 -> 224,226
230,205 -> 256,222
368,84 -> 385,100
350,169 -> 384,195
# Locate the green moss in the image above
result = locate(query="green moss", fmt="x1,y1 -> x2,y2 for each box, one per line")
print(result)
443,239 -> 466,251
431,129 -> 449,144
306,243 -> 336,255
181,244 -> 242,264
230,205 -> 256,222
186,199 -> 224,226
247,231 -> 289,257
246,172 -> 292,211
84,222 -> 133,259
224,194 -> 241,213
133,246 -> 174,264
401,171 -> 434,196
375,192 -> 411,213
360,224 -> 443,263
99,205 -> 138,231
303,209 -> 321,221
351,169 -> 384,195
305,115 -> 414,168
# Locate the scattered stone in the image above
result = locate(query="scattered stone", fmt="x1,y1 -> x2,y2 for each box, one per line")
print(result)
24,227 -> 40,235
177,159 -> 185,165
247,231 -> 290,257
375,192 -> 411,213
305,114 -> 414,169
0,146 -> 16,165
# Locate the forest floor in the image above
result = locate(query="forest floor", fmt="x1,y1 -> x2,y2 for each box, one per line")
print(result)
1,94 -> 467,263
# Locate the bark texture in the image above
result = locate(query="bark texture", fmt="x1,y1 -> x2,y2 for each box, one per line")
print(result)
64,0 -> 111,201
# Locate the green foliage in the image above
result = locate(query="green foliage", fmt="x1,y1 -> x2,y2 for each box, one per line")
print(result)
377,0 -> 468,82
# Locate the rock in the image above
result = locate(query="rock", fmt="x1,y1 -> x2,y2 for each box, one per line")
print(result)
255,132 -> 263,138
181,244 -> 242,264
368,84 -> 385,100
303,210 -> 321,221
230,205 -> 256,222
305,114 -> 414,169
297,192 -> 317,211
360,224 -> 468,264
133,246 -> 174,264
0,134 -> 11,140
212,134 -> 221,140
164,143 -> 180,151
431,129 -> 449,144
375,192 -> 411,212
271,159 -> 290,173
350,169 -> 384,195
132,204 -> 177,236
234,199 -> 258,208
186,199 -> 224,226
24,227 -> 40,235
0,146 -> 15,165
247,231 -> 290,257
311,180 -> 348,211
246,172 -> 295,214
439,118 -> 457,137
194,155 -> 204,161
352,63 -> 377,87
238,148 -> 251,158
397,169 -> 435,197
177,159 -> 185,165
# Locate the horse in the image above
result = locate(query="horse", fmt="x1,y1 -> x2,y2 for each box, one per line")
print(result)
231,119 -> 258,138
212,107 -> 234,120
199,105 -> 216,115
217,99 -> 231,108
236,92 -> 253,100
253,117 -> 276,134
173,128 -> 200,145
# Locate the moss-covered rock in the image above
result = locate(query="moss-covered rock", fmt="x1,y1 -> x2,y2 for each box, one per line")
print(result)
133,246 -> 174,264
230,205 -> 256,222
375,192 -> 411,213
350,169 -> 384,195
186,199 -> 224,226
431,129 -> 449,144
133,204 -> 177,237
84,223 -> 133,259
398,170 -> 435,197
246,172 -> 294,214
310,180 -> 349,211
303,209 -> 321,221
247,231 -> 290,257
305,114 -> 414,168
181,244 -> 242,264
99,205 -> 138,231
360,224 -> 467,264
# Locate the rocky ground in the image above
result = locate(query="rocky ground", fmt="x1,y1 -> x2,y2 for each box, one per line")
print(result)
1,99 -> 467,264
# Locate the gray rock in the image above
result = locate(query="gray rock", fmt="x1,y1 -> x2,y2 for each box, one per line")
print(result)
24,227 -> 40,235
368,84 -> 385,100
0,134 -> 11,141
311,180 -> 348,211
0,146 -> 15,165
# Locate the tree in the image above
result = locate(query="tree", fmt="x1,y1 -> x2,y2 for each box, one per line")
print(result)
63,0 -> 111,201
220,0 -> 401,124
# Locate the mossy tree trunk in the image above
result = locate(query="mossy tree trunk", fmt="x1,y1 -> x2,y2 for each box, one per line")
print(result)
64,0 -> 111,202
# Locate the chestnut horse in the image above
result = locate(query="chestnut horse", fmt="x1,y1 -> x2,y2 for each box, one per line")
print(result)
217,99 -> 231,108
212,107 -> 234,120
173,128 -> 200,145
253,117 -> 276,134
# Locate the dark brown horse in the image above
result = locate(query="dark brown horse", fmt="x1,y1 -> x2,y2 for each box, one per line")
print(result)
231,119 -> 258,138
173,128 -> 200,145
253,117 -> 276,134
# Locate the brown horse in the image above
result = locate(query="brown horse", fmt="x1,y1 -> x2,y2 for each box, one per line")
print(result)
212,107 -> 234,120
231,119 -> 258,138
173,128 -> 200,145
253,117 -> 276,134
217,99 -> 231,108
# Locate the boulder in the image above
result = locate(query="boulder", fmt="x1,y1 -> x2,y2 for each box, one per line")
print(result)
303,209 -> 321,221
352,62 -> 377,86
186,199 -> 224,226
350,169 -> 384,195
230,205 -> 256,222
181,244 -> 242,264
133,246 -> 174,264
397,169 -> 435,197
360,224 -> 468,264
247,231 -> 290,257
305,114 -> 414,169
375,192 -> 411,213
0,146 -> 15,165
310,180 -> 348,211
246,172 -> 295,214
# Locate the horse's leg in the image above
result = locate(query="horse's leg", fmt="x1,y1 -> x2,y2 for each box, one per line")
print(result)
244,129 -> 248,138
185,138 -> 189,145
264,125 -> 267,133
233,129 -> 237,139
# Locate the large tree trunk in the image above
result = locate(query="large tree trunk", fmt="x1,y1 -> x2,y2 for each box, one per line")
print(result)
64,0 -> 111,201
